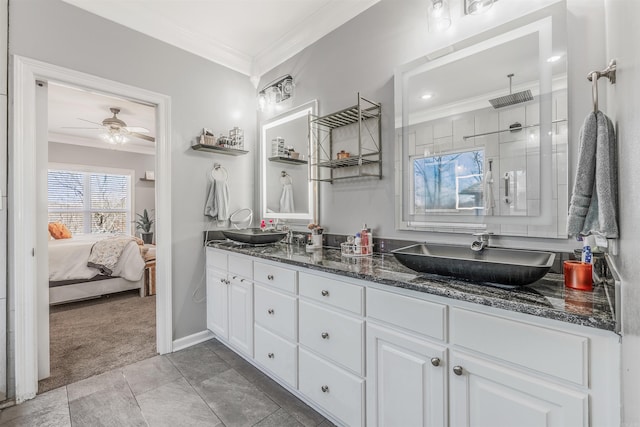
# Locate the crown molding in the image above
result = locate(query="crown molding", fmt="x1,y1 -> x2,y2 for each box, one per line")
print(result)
62,0 -> 253,75
63,0 -> 379,78
251,0 -> 380,76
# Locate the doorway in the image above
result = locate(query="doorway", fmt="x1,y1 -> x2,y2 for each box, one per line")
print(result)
37,81 -> 159,392
11,56 -> 173,402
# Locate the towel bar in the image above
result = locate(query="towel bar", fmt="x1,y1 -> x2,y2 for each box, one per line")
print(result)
587,59 -> 617,113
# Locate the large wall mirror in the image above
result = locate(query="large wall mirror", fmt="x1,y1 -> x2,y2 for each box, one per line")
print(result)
395,2 -> 568,238
261,100 -> 318,222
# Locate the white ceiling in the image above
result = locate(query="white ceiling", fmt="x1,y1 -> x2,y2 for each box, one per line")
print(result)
61,0 -> 380,78
48,83 -> 157,155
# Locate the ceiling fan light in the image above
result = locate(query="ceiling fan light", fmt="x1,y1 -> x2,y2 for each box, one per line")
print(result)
101,131 -> 128,145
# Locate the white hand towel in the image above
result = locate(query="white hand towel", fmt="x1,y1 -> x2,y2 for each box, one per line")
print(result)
279,175 -> 295,213
567,111 -> 618,238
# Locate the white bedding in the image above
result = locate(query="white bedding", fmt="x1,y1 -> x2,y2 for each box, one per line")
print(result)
48,234 -> 145,282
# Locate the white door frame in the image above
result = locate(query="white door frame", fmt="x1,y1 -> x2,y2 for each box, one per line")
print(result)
10,55 -> 173,402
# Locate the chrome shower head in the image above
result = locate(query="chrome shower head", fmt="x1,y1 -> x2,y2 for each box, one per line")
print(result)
489,74 -> 533,109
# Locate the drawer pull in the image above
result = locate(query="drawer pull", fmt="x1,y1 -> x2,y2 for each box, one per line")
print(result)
232,275 -> 237,279
267,309 -> 275,315
321,332 -> 330,339
321,385 -> 329,393
268,353 -> 274,359
431,357 -> 441,367
321,290 -> 330,297
453,366 -> 463,376
267,274 -> 274,280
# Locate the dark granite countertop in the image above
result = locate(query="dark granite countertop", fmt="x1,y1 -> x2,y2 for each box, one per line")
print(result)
207,241 -> 618,332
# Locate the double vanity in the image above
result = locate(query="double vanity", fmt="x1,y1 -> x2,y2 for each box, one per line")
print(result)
205,242 -> 620,427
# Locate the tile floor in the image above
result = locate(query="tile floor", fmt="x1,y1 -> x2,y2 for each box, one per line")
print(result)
0,339 -> 333,427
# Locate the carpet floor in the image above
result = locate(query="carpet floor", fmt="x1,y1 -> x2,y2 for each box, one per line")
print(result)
38,290 -> 156,394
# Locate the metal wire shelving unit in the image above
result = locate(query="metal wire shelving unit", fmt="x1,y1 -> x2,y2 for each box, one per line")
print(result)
310,93 -> 382,183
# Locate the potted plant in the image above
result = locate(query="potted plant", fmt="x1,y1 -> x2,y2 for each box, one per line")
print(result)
135,208 -> 155,244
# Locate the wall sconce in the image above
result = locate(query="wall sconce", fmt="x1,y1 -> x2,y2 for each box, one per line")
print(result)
465,0 -> 494,15
428,0 -> 451,32
257,74 -> 294,112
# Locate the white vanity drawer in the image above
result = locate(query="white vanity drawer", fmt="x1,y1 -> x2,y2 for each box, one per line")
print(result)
367,287 -> 447,341
228,255 -> 252,279
299,300 -> 364,375
254,284 -> 297,341
299,348 -> 364,427
253,261 -> 296,293
299,271 -> 364,315
451,307 -> 589,386
206,248 -> 227,270
254,324 -> 297,388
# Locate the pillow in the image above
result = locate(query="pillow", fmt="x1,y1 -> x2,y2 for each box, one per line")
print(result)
48,222 -> 72,239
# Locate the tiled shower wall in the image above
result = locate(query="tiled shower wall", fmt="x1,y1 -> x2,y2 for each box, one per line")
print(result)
403,89 -> 568,238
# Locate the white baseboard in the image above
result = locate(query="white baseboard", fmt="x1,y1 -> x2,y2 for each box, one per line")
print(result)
172,330 -> 215,352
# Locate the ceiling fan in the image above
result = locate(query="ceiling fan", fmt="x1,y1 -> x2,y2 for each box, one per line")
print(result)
65,107 -> 155,144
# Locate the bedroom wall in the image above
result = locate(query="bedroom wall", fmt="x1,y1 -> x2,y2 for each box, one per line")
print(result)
8,0 -> 256,388
48,142 -> 156,236
258,0 -> 606,253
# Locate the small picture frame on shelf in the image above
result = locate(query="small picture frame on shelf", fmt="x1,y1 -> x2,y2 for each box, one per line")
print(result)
145,171 -> 155,180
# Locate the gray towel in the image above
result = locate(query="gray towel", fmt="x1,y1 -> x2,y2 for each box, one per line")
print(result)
204,176 -> 230,220
567,111 -> 618,238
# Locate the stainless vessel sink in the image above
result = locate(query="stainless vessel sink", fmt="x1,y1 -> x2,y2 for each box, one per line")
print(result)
221,228 -> 287,245
392,243 -> 555,286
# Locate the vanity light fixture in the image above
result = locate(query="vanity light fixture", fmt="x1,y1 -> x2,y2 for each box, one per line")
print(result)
428,0 -> 451,32
257,74 -> 294,112
547,55 -> 562,63
465,0 -> 494,15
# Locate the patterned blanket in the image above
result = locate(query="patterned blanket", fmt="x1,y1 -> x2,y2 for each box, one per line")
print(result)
87,236 -> 136,276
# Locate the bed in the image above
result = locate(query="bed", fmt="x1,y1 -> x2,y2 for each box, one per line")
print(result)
48,234 -> 146,304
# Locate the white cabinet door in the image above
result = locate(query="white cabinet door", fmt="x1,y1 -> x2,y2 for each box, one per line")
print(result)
449,352 -> 588,427
206,266 -> 228,339
228,276 -> 253,356
366,322 -> 447,427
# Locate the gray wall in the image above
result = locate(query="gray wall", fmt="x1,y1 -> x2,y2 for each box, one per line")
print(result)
258,0 -> 606,253
48,142 -> 156,235
10,0 -> 256,342
605,0 -> 640,424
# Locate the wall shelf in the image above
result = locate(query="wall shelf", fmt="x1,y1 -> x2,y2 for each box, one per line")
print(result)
140,178 -> 155,182
268,156 -> 307,165
310,93 -> 382,183
192,143 -> 248,156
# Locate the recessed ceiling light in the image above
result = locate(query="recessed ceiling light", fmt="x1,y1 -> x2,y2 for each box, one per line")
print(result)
421,93 -> 433,100
547,55 -> 562,63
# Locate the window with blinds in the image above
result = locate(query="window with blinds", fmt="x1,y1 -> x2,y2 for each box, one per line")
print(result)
48,169 -> 132,234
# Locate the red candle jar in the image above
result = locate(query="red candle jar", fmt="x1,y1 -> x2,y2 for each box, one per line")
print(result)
563,260 -> 593,291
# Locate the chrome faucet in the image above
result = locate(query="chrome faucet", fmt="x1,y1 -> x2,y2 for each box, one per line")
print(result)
471,232 -> 492,252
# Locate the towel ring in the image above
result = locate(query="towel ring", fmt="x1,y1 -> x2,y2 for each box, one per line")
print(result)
587,59 -> 617,114
211,164 -> 228,181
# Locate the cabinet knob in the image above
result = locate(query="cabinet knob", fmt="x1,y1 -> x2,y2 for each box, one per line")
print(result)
268,353 -> 274,359
226,279 -> 231,285
321,332 -> 330,339
240,278 -> 245,282
453,366 -> 463,376
232,275 -> 237,279
219,278 -> 225,283
321,385 -> 329,393
267,309 -> 275,315
431,357 -> 441,367
267,274 -> 274,280
321,290 -> 330,297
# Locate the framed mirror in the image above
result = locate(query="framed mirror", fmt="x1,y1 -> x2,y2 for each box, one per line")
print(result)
395,2 -> 567,237
260,100 -> 318,222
